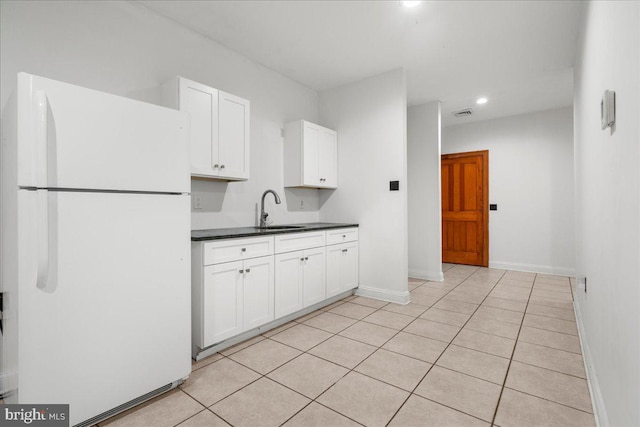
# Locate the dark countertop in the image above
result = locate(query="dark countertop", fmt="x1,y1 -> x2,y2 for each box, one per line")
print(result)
191,222 -> 359,241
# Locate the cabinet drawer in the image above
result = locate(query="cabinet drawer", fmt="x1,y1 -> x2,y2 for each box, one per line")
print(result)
204,236 -> 274,265
326,227 -> 358,245
275,231 -> 326,254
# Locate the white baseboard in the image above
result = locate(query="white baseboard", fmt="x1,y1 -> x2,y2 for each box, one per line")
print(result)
489,261 -> 576,277
408,268 -> 444,282
355,285 -> 411,305
574,300 -> 608,427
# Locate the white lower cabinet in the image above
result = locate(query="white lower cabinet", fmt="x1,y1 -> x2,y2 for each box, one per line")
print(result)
303,247 -> 326,307
202,261 -> 244,346
193,228 -> 357,354
274,247 -> 326,318
202,255 -> 274,348
243,256 -> 275,331
274,251 -> 304,318
326,241 -> 359,298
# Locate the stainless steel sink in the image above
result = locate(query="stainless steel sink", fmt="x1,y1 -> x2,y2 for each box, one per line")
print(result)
254,225 -> 304,230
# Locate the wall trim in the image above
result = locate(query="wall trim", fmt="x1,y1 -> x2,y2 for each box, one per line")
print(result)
355,285 -> 411,305
574,300 -> 608,427
408,268 -> 444,282
489,261 -> 575,276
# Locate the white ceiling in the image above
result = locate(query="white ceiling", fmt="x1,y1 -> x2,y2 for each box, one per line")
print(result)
138,0 -> 584,127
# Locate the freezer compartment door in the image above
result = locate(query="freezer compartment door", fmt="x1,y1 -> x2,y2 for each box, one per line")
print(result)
17,190 -> 191,426
17,73 -> 189,193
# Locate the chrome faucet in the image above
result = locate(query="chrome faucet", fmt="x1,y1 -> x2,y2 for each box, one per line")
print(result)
260,189 -> 282,228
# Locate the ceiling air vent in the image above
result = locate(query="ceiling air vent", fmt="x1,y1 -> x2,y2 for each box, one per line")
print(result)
452,108 -> 473,118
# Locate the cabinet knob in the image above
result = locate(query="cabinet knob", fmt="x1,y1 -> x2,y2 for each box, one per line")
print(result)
214,164 -> 219,168
342,235 -> 346,238
220,164 -> 225,169
239,269 -> 244,273
342,249 -> 348,253
300,257 -> 305,261
305,257 -> 309,261
241,248 -> 247,252
245,268 -> 251,273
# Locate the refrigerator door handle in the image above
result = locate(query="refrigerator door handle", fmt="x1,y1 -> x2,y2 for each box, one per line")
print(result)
34,90 -> 49,188
35,189 -> 50,290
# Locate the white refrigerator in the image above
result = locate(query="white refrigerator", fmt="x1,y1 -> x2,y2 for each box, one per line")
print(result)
1,73 -> 192,426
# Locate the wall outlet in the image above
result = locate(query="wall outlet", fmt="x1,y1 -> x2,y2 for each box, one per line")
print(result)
577,276 -> 587,293
193,195 -> 203,210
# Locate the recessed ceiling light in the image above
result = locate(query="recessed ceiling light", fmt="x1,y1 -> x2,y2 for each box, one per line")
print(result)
476,97 -> 488,105
403,1 -> 422,8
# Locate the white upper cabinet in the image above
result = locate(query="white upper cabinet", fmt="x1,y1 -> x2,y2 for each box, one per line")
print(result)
218,90 -> 250,180
163,76 -> 250,181
284,120 -> 337,189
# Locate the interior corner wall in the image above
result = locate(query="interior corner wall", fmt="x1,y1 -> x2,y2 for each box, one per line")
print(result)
408,102 -> 443,281
442,107 -> 576,275
0,0 -> 320,230
573,1 -> 640,426
318,69 -> 409,304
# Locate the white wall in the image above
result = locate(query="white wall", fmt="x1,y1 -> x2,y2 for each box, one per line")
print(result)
0,0 -> 321,230
408,102 -> 443,281
573,2 -> 640,426
442,107 -> 575,275
318,69 -> 409,304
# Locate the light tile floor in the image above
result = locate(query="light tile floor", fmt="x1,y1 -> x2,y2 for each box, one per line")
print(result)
100,264 -> 595,427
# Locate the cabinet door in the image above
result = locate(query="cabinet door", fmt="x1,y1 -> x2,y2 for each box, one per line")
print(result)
318,128 -> 337,188
302,122 -> 320,186
303,247 -> 326,307
325,244 -> 344,298
179,79 -> 219,177
275,251 -> 304,318
219,91 -> 250,180
203,261 -> 243,347
243,256 -> 275,331
341,243 -> 359,292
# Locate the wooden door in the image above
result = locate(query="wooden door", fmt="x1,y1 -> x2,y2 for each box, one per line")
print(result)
441,150 -> 488,267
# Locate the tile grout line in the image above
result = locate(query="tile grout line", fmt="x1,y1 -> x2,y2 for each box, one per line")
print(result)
276,294 -> 426,426
500,385 -> 595,415
195,269 -> 496,425
183,268 -> 571,427
302,267 -> 486,426
490,272 -> 538,427
385,266 -> 510,426
198,295 -> 417,426
111,269 -> 580,427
